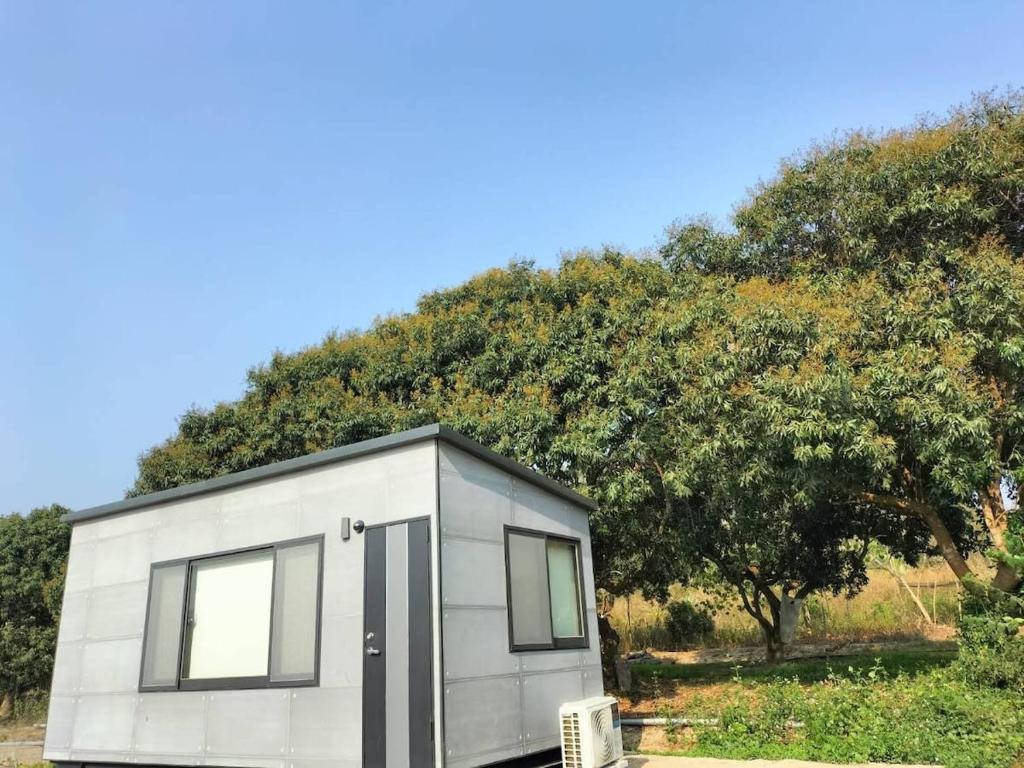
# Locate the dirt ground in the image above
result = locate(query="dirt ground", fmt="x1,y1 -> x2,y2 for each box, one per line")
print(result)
0,741 -> 43,767
0,722 -> 44,767
638,635 -> 955,667
0,725 -> 42,745
626,755 -> 939,768
621,681 -> 746,718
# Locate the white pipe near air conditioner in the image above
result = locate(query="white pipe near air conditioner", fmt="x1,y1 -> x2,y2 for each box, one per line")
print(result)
620,717 -> 804,728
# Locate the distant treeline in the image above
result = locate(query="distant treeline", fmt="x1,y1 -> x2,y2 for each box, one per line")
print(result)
0,505 -> 69,716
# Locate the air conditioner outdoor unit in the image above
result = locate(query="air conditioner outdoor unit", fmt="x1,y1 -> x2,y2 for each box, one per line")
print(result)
559,696 -> 627,768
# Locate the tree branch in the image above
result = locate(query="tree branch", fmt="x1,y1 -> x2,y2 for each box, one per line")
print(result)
858,492 -> 975,581
736,579 -> 773,634
857,492 -> 933,517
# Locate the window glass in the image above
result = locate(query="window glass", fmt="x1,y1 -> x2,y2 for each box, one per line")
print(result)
546,539 -> 583,638
183,549 -> 274,680
141,563 -> 186,688
270,541 -> 320,682
507,532 -> 553,646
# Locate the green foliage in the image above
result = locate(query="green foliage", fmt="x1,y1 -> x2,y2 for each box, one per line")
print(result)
663,600 -> 714,646
956,612 -> 1024,693
595,270 -> 947,652
0,505 -> 71,706
134,92 -> 1024,624
661,90 -> 1024,597
677,667 -> 1024,768
954,576 -> 1024,694
132,252 -> 687,595
7,688 -> 50,722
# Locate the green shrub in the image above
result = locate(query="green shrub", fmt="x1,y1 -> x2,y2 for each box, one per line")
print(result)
683,667 -> 1024,768
10,688 -> 49,722
955,609 -> 1024,694
664,600 -> 714,647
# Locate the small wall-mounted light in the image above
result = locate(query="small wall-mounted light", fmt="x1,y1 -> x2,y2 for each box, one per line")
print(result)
341,517 -> 351,541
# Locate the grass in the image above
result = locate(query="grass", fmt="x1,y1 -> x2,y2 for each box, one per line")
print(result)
606,557 -> 974,651
0,691 -> 48,747
606,557 -> 970,652
632,644 -> 957,685
620,645 -> 1024,768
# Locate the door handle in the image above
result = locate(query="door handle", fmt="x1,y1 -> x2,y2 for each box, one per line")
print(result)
365,647 -> 381,656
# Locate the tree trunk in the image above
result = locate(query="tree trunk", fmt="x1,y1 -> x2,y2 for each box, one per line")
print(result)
981,478 -> 1023,593
779,596 -> 804,645
0,691 -> 12,721
859,492 -> 975,581
760,588 -> 788,662
915,505 -> 976,581
762,622 -> 785,662
860,471 -> 1023,597
993,563 -> 1022,593
597,614 -> 621,688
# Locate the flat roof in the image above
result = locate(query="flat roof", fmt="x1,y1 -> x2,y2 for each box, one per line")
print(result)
64,424 -> 597,524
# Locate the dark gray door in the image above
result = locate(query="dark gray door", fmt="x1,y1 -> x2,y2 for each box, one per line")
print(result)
363,518 -> 433,768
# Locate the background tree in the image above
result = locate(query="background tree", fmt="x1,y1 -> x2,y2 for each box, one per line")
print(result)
133,252 -> 680,594
0,505 -> 70,718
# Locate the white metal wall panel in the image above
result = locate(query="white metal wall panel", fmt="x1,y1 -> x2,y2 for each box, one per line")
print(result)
84,581 -> 148,640
55,589 -> 88,644
79,638 -> 142,693
438,443 -> 604,768
48,643 -> 82,697
42,696 -> 75,751
45,439 -> 438,767
71,693 -> 136,752
288,760 -> 361,768
149,510 -> 222,563
522,670 -> 583,742
92,530 -> 152,588
205,689 -> 291,759
510,482 -> 579,537
288,687 -> 361,760
133,693 -> 206,757
438,472 -> 509,542
442,676 -> 523,761
205,757 -> 284,768
519,650 -> 583,673
317,601 -> 364,689
441,608 -> 519,680
581,665 -> 603,697
440,538 -> 506,607
63,533 -> 95,593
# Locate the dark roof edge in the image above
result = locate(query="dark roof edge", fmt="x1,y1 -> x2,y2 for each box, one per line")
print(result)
433,425 -> 597,511
63,424 -> 597,524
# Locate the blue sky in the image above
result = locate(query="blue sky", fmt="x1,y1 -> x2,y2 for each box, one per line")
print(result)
2,2 -> 1023,514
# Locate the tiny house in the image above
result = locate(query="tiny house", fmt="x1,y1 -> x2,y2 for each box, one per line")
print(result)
45,425 -> 605,768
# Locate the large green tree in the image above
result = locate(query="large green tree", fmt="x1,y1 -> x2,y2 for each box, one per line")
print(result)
587,274 -> 944,657
132,256 -> 945,660
662,92 -> 1024,599
0,505 -> 70,717
134,91 -> 1023,656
